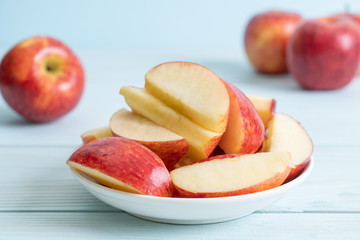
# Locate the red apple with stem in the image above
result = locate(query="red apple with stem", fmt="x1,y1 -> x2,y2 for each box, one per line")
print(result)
244,11 -> 302,74
0,36 -> 85,122
287,18 -> 360,90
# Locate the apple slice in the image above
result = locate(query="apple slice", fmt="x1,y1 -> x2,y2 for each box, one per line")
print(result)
263,113 -> 313,181
145,62 -> 230,133
218,82 -> 264,154
247,95 -> 276,129
120,86 -> 222,161
109,108 -> 189,170
67,137 -> 172,197
170,151 -> 292,198
81,126 -> 113,144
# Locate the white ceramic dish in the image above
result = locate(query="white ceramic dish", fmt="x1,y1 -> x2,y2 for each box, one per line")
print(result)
70,157 -> 313,225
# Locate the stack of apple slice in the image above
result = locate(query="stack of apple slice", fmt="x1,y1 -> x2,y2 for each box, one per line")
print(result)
67,61 -> 313,198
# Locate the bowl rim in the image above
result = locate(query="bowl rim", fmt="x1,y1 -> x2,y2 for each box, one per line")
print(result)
70,156 -> 313,203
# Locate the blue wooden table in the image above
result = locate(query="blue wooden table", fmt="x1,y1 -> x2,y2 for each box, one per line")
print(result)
1,49 -> 359,239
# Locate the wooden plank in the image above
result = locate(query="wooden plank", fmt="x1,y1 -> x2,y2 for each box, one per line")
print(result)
0,146 -> 359,212
0,212 -> 359,240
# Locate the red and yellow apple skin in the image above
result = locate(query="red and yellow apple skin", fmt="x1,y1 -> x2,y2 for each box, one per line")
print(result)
219,81 -> 264,154
245,11 -> 302,74
67,137 -> 173,197
0,36 -> 85,122
287,18 -> 360,90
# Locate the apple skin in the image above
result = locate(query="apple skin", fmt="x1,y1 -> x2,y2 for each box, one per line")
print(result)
109,108 -> 189,171
171,152 -> 291,198
218,81 -> 264,154
330,13 -> 360,75
67,137 -> 173,197
245,11 -> 302,74
285,158 -> 310,182
0,36 -> 85,122
287,18 -> 360,90
133,140 -> 188,171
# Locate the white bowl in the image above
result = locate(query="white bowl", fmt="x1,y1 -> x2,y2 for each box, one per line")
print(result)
70,157 -> 313,224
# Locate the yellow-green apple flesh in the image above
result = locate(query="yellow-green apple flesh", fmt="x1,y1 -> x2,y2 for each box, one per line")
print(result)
287,18 -> 360,90
109,108 -> 189,170
247,95 -> 276,129
263,113 -> 313,181
0,36 -> 85,122
145,62 -> 229,133
81,126 -> 113,144
218,82 -> 264,154
170,151 -> 292,198
120,86 -> 222,161
245,11 -> 302,74
330,13 -> 360,75
67,137 -> 172,197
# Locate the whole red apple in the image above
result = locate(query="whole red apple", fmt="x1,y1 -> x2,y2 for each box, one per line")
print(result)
244,11 -> 302,74
0,36 -> 85,122
287,18 -> 360,90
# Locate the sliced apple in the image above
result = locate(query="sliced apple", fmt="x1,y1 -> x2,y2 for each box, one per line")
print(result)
145,62 -> 230,133
67,137 -> 173,197
171,151 -> 292,198
109,108 -> 189,170
247,95 -> 276,128
263,113 -> 313,181
120,86 -> 222,161
218,82 -> 264,154
81,126 -> 113,144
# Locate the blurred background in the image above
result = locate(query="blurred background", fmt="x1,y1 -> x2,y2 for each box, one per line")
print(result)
1,0 -> 359,52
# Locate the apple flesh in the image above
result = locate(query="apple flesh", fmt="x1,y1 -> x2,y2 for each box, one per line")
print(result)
171,151 -> 292,198
287,18 -> 360,90
0,36 -> 85,122
245,11 -> 302,74
109,108 -> 189,170
263,113 -> 313,181
247,95 -> 276,129
120,86 -> 222,161
67,137 -> 172,197
145,62 -> 229,133
218,82 -> 264,154
81,126 -> 113,144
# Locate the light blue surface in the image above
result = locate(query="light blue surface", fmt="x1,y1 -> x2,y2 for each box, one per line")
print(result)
1,0 -> 359,51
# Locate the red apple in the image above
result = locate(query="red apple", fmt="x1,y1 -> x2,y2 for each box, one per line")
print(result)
330,13 -> 360,75
218,81 -> 264,154
247,95 -> 276,129
170,152 -> 292,198
331,12 -> 360,25
0,36 -> 85,122
109,108 -> 189,171
287,18 -> 360,90
244,11 -> 302,74
67,137 -> 173,197
263,113 -> 313,181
